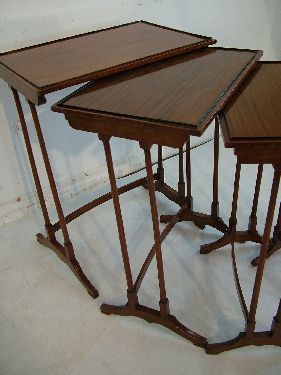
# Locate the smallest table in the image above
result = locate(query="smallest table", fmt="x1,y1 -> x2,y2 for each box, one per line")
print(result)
205,62 -> 281,354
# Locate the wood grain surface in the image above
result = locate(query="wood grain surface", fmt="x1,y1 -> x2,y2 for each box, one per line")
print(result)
52,47 -> 262,147
55,48 -> 261,129
0,21 -> 215,103
223,62 -> 281,140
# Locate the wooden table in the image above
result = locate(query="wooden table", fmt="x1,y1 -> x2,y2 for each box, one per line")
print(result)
200,62 -> 281,266
0,21 -> 215,299
52,47 -> 262,348
203,62 -> 281,353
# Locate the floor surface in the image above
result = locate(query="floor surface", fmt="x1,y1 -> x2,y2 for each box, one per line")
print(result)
1,139 -> 281,374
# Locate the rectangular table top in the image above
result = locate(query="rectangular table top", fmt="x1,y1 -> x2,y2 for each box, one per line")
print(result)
221,62 -> 281,141
52,47 -> 262,148
219,62 -> 281,163
0,21 -> 215,105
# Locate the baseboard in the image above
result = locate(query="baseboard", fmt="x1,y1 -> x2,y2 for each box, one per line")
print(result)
0,133 -> 214,225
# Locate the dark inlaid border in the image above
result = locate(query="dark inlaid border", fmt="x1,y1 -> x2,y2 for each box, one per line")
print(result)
53,47 -> 262,137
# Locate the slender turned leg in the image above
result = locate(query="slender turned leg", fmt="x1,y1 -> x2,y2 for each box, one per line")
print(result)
185,135 -> 205,229
201,161 -> 241,253
154,144 -> 186,206
99,135 -> 137,307
207,166 -> 281,354
271,299 -> 281,337
177,146 -> 185,202
101,138 -> 168,315
185,136 -> 193,212
11,89 -> 55,241
157,145 -> 164,182
141,142 -> 170,318
200,162 -> 262,254
271,203 -> 281,245
27,100 -> 98,298
100,139 -> 206,347
145,145 -> 164,190
252,201 -> 281,266
228,160 -> 241,233
28,102 -> 71,253
160,126 -> 227,232
205,117 -> 227,231
160,137 -> 194,222
247,167 -> 280,335
248,164 -> 263,234
211,117 -> 220,218
154,145 -> 185,206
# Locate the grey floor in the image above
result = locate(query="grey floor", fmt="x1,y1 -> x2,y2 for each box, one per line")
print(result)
1,139 -> 281,375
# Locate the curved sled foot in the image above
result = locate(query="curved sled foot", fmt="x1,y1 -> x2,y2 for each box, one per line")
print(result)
200,230 -> 262,255
206,331 -> 281,354
251,239 -> 281,266
37,233 -> 99,299
160,212 -> 227,233
101,302 -> 206,348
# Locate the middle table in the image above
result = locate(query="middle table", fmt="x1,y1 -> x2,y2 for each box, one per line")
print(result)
53,47 -> 262,347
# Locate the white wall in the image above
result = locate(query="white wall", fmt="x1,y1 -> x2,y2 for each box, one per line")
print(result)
0,0 -> 280,224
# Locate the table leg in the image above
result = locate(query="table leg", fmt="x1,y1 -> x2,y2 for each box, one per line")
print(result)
12,89 -> 54,241
211,118 -> 220,218
98,135 -> 136,306
12,88 -> 98,298
160,122 -> 227,233
142,142 -> 170,318
206,165 -> 281,353
271,298 -> 281,338
251,201 -> 281,266
100,138 -> 206,347
154,145 -> 185,206
185,134 -> 193,212
157,145 -> 164,182
200,161 -> 262,254
248,164 -> 263,234
178,146 -> 186,202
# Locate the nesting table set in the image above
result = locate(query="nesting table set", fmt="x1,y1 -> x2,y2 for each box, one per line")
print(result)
0,21 -> 280,354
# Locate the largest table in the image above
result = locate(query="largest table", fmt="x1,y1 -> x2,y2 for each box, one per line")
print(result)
0,21 -> 216,298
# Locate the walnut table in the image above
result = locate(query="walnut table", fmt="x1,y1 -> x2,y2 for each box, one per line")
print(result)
52,47 -> 262,347
0,21 -> 216,298
204,62 -> 281,353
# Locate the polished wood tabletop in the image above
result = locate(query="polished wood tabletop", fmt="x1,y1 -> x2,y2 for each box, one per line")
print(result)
220,62 -> 281,163
0,21 -> 215,104
221,62 -> 281,140
52,47 -> 262,148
